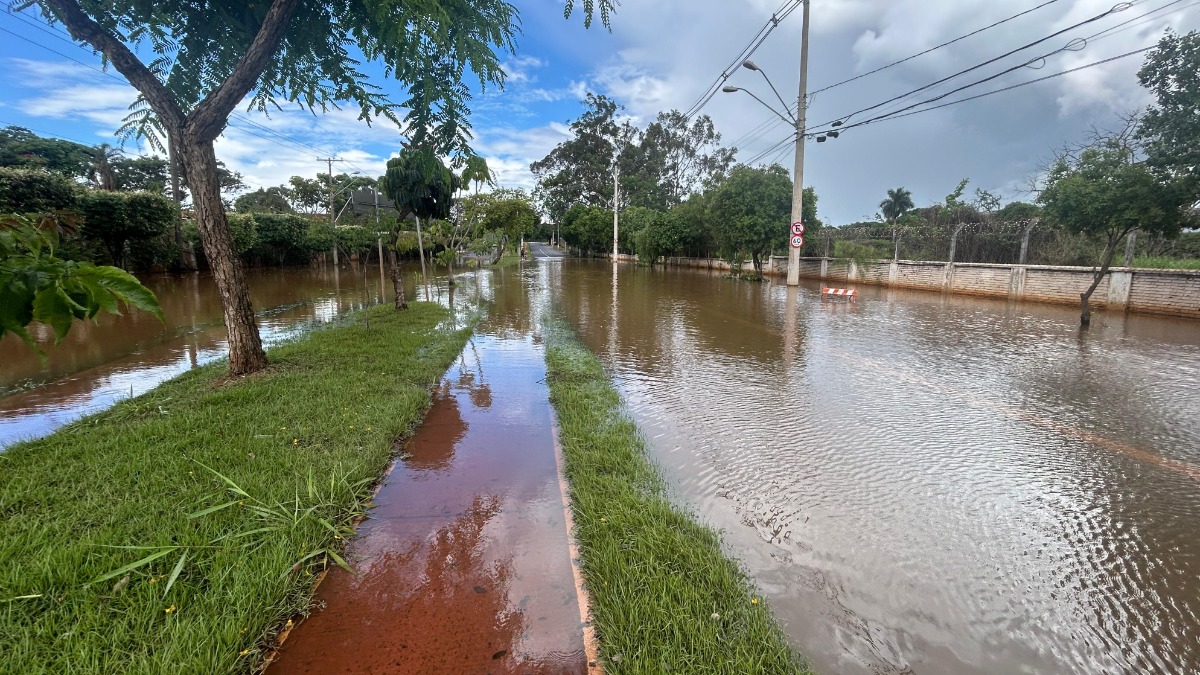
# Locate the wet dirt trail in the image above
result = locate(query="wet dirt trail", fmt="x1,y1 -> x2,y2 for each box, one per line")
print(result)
268,270 -> 589,674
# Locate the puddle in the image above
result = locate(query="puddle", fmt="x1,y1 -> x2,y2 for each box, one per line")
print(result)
267,333 -> 586,674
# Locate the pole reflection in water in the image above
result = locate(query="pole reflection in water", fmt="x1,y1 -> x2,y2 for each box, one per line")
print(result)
554,260 -> 1200,675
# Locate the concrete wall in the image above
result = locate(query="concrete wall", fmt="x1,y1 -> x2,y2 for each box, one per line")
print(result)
760,255 -> 1200,319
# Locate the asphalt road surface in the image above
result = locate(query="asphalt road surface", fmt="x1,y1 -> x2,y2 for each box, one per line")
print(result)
528,242 -> 567,259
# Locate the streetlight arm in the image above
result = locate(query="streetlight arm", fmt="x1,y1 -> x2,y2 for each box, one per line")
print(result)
755,70 -> 797,125
730,87 -> 795,128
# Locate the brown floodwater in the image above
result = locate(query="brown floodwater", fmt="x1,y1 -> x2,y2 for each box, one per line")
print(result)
268,264 -> 588,674
0,262 -> 425,448
547,260 -> 1200,675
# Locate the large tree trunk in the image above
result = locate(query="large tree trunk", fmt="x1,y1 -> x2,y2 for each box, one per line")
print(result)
179,139 -> 268,374
1079,232 -> 1120,327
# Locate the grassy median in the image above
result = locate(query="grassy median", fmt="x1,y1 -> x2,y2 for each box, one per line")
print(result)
0,303 -> 470,674
543,319 -> 808,674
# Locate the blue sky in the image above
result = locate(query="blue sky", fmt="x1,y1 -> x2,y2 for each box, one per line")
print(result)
0,0 -> 1196,224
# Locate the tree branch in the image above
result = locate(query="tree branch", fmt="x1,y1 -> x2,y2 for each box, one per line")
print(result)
187,0 -> 303,143
40,0 -> 184,129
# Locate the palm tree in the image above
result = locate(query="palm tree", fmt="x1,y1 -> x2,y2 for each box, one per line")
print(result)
89,143 -> 121,191
879,187 -> 914,260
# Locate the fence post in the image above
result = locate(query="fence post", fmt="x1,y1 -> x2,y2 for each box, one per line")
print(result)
1124,229 -> 1137,267
1019,220 -> 1037,265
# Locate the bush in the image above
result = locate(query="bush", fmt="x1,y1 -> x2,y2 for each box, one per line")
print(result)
0,167 -> 77,213
76,190 -> 174,269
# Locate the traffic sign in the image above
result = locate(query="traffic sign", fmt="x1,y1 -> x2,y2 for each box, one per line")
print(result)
790,221 -> 805,235
790,234 -> 805,248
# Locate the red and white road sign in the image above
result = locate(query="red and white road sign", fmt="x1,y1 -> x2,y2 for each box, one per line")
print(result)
790,234 -> 805,248
790,221 -> 805,235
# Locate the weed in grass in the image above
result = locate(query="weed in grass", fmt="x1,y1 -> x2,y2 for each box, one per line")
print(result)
543,317 -> 810,674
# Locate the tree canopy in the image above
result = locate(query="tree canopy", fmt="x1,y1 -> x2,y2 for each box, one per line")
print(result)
709,164 -> 793,272
1137,30 -> 1200,198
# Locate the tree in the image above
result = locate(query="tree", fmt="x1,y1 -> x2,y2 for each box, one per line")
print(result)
531,94 -> 622,223
709,164 -> 792,274
88,143 -> 120,191
560,204 -> 613,255
0,126 -> 93,178
625,111 -> 736,209
633,209 -> 684,263
234,188 -> 294,214
1038,143 -> 1189,325
0,213 -> 162,356
879,186 -> 914,259
33,0 -> 614,376
0,168 -> 78,213
1137,30 -> 1200,199
383,146 -> 461,309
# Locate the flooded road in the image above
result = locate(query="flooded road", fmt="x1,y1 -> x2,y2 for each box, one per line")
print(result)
0,263 -> 420,448
550,261 -> 1200,675
269,264 -> 590,674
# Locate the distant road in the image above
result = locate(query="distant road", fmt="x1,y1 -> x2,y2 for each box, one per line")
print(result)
529,242 -> 567,259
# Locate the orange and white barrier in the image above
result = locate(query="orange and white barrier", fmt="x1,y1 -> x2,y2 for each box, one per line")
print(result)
821,287 -> 859,298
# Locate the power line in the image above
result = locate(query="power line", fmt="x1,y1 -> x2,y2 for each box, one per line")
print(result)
683,0 -> 803,119
809,1 -> 1136,129
809,0 -> 1065,96
826,45 -> 1157,133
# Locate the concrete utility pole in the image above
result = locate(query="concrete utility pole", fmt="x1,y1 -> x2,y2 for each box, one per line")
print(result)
786,0 -> 811,287
319,157 -> 345,266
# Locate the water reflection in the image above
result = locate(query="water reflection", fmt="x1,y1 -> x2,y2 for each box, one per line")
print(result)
269,287 -> 586,674
557,260 -> 1200,675
0,264 -> 429,449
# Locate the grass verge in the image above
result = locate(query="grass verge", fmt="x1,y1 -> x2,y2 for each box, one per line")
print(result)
0,303 -> 471,674
543,318 -> 808,674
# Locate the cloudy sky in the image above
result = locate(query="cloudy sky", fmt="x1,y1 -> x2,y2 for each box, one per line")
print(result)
0,0 -> 1195,224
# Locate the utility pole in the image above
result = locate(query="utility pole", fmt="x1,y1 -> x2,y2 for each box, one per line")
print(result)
612,163 -> 621,260
316,156 -> 345,264
786,0 -> 811,287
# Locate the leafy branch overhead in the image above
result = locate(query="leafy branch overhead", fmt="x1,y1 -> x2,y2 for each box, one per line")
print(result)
0,213 -> 164,356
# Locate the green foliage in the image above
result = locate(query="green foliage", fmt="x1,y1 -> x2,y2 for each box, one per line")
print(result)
249,213 -> 309,265
0,302 -> 469,672
709,164 -> 792,271
879,187 -> 914,223
479,196 -> 539,248
459,154 -> 495,193
234,188 -> 294,214
633,209 -> 686,263
531,94 -> 622,222
0,167 -> 78,213
0,126 -> 93,178
384,147 -> 460,221
561,204 -> 613,255
1038,145 -> 1188,243
618,205 -> 660,254
1137,30 -> 1200,196
77,190 -> 174,268
996,201 -> 1041,222
0,213 -> 163,355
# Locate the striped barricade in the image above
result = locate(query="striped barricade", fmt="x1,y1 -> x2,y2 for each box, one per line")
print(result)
821,287 -> 859,299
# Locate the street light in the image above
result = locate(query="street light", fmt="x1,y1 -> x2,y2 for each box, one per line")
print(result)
722,0 -> 811,286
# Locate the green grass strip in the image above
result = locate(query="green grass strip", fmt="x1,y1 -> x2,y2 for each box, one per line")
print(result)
543,318 -> 809,674
1132,256 -> 1200,270
0,303 -> 470,674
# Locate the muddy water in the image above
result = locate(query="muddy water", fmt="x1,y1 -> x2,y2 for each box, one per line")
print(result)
552,260 -> 1200,675
0,263 -> 423,448
269,263 -> 588,674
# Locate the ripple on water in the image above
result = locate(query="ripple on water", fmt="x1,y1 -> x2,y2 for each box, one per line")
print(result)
564,262 -> 1200,675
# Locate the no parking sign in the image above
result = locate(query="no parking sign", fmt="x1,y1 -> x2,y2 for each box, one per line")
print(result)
791,221 -> 805,235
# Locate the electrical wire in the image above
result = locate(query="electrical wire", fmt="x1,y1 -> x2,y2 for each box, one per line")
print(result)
683,0 -> 803,119
809,2 -> 1137,129
809,0 -> 1065,96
